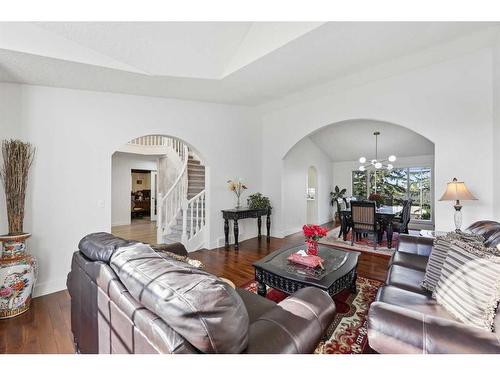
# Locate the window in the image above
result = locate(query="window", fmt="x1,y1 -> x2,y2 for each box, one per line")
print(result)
351,166 -> 432,221
352,171 -> 368,198
408,167 -> 431,220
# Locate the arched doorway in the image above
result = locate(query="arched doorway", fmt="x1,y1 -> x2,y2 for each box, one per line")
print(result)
110,135 -> 209,251
281,119 -> 435,235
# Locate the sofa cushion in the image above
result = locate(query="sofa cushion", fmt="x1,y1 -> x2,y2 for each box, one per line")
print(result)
376,285 -> 454,320
78,232 -> 137,262
390,251 -> 428,271
109,243 -> 250,353
368,302 -> 500,354
434,239 -> 500,332
421,231 -> 483,292
386,265 -> 429,295
397,234 -> 433,256
236,288 -> 276,324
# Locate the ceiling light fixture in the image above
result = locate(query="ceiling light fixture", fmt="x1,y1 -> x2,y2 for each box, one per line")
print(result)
358,131 -> 396,172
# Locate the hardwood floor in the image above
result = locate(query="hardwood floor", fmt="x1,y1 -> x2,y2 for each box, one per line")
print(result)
0,222 -> 389,354
112,217 -> 157,244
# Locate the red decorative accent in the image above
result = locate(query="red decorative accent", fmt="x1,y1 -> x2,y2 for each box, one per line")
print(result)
368,193 -> 384,206
287,252 -> 323,268
240,276 -> 383,354
306,239 -> 318,255
302,224 -> 328,240
302,224 -> 327,255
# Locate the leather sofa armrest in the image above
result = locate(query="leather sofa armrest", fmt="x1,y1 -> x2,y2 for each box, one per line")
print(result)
245,287 -> 335,354
368,302 -> 500,354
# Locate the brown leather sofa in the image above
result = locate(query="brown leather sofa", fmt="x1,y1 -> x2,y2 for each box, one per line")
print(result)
67,232 -> 336,354
367,221 -> 500,354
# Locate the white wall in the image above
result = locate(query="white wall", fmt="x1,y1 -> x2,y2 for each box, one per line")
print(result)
0,83 -> 23,234
493,36 -> 500,220
2,83 -> 261,297
111,152 -> 158,226
282,137 -> 333,235
262,48 -> 494,236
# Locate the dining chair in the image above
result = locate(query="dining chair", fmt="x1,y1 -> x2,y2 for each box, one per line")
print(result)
392,199 -> 412,234
350,201 -> 382,250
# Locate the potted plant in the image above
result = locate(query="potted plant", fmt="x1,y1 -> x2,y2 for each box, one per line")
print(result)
0,140 -> 37,319
329,185 -> 347,225
247,193 -> 271,210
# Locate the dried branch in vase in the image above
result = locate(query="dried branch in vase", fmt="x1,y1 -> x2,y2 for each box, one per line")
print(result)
0,140 -> 35,235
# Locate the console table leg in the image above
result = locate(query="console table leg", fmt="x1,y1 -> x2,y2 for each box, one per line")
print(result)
266,214 -> 271,242
257,282 -> 267,297
257,216 -> 262,239
234,219 -> 239,250
224,219 -> 229,247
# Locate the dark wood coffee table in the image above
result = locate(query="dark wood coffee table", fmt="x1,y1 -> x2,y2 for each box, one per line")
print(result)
253,244 -> 360,298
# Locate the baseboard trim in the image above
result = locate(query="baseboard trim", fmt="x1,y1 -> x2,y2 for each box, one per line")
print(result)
33,277 -> 67,298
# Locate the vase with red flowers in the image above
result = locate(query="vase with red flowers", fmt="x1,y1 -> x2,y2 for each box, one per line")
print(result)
302,224 -> 328,256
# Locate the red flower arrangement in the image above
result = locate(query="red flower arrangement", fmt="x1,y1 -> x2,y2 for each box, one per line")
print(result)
368,193 -> 384,207
302,224 -> 328,256
303,224 -> 328,240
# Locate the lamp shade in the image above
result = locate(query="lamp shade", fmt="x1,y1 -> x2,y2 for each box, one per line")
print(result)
439,178 -> 477,201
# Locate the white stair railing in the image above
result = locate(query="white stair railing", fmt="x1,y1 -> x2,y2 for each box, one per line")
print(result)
157,140 -> 189,243
182,189 -> 207,249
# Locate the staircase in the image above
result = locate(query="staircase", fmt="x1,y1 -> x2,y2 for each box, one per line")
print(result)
156,139 -> 208,251
162,155 -> 206,244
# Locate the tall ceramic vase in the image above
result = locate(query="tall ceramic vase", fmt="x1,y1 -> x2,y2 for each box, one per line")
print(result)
0,233 -> 37,319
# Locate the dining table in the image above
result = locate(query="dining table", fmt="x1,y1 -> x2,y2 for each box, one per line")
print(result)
339,205 -> 403,249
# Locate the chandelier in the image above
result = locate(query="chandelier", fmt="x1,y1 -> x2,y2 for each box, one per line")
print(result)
358,131 -> 396,172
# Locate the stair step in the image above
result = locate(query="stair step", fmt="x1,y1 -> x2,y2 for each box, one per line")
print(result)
188,167 -> 204,171
187,160 -> 201,166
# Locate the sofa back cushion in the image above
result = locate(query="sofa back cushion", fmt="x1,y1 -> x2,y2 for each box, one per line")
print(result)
421,231 -> 483,292
434,239 -> 500,332
79,232 -> 137,262
110,243 -> 249,353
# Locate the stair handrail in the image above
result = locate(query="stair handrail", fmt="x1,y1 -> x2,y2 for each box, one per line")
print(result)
157,140 -> 189,239
182,189 -> 206,243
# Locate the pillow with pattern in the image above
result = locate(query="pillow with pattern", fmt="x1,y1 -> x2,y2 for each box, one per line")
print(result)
433,239 -> 500,331
421,231 -> 483,292
154,248 -> 205,269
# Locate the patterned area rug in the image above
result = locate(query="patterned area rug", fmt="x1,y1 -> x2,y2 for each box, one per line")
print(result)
318,227 -> 397,258
241,276 -> 383,354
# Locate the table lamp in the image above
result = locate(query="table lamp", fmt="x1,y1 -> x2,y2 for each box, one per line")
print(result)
439,177 -> 477,232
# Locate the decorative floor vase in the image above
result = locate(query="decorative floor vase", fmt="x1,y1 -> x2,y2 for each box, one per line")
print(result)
0,233 -> 37,319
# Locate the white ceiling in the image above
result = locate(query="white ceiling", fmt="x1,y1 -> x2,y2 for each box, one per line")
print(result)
0,22 -> 498,105
308,120 -> 434,162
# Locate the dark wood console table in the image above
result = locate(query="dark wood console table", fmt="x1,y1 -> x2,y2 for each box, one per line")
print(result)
221,207 -> 271,250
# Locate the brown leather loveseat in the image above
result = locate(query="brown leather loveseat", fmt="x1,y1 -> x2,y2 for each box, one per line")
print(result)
367,221 -> 500,354
67,233 -> 336,354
